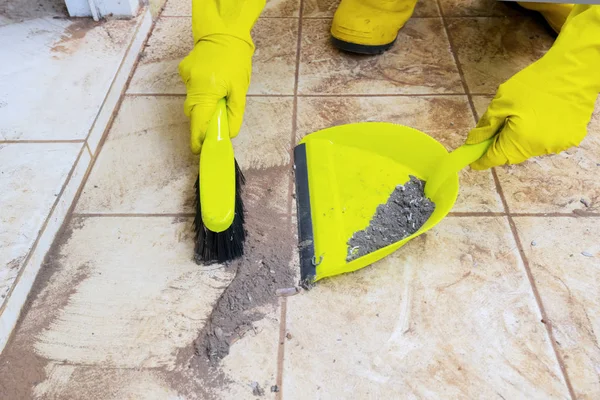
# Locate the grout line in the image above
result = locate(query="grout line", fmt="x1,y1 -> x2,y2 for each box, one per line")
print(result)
492,168 -> 577,398
158,14 -> 443,20
491,168 -> 509,214
513,212 -> 600,218
275,296 -> 288,400
469,93 -> 495,97
126,92 -> 186,97
125,92 -> 471,98
298,93 -> 468,97
286,2 -> 304,225
0,139 -> 85,144
85,142 -> 93,158
448,212 -> 506,217
445,211 -> 599,218
436,0 -> 477,122
506,217 -> 578,400
0,144 -> 86,316
281,1 -> 304,396
72,212 -> 196,218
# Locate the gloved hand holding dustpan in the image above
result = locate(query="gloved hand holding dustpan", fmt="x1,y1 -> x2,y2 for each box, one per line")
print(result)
294,5 -> 600,285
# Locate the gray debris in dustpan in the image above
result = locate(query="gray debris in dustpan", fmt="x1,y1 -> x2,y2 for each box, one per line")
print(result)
347,175 -> 435,261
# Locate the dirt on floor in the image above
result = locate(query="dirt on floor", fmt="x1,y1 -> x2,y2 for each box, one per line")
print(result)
164,165 -> 297,399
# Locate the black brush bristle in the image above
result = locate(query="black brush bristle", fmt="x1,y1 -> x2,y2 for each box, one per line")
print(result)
194,160 -> 246,264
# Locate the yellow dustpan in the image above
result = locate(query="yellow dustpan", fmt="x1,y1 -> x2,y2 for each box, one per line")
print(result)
293,122 -> 492,284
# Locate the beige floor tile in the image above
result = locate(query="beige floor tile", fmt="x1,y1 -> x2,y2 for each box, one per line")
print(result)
296,96 -> 503,212
472,97 -> 600,214
162,0 -> 301,17
439,0 -> 522,17
298,18 -> 462,95
447,17 -> 554,95
471,94 -> 493,120
303,0 -> 439,18
128,17 -> 298,95
0,143 -> 81,303
514,217 -> 600,399
76,96 -> 293,214
283,217 -> 569,399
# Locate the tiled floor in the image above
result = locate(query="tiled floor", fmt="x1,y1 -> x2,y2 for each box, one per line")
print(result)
1,0 -> 599,398
0,7 -> 152,351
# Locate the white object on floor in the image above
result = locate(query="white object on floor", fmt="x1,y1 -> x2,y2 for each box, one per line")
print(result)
65,0 -> 140,18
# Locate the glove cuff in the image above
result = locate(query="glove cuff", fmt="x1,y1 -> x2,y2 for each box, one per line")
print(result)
529,5 -> 600,97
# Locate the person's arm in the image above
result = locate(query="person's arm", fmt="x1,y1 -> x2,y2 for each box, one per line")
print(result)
467,5 -> 600,170
179,0 -> 266,154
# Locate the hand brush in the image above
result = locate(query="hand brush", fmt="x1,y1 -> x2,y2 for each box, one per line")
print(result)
194,98 -> 246,264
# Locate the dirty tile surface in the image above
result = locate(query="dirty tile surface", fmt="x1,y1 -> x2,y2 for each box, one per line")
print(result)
474,97 -> 600,213
284,217 -> 569,398
515,217 -> 600,399
302,0 -> 439,18
447,17 -> 554,94
128,17 -> 298,95
3,0 -> 593,397
438,0 -> 523,17
299,18 -> 462,95
0,143 -> 81,306
0,17 -> 137,140
162,0 -> 300,17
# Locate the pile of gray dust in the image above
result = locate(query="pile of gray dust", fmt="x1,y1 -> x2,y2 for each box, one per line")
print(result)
347,175 -> 435,261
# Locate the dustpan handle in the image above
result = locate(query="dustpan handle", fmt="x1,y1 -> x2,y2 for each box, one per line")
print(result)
424,138 -> 494,199
199,98 -> 236,232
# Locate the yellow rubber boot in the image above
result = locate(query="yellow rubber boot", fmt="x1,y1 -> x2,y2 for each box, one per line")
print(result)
518,2 -> 574,33
331,0 -> 418,54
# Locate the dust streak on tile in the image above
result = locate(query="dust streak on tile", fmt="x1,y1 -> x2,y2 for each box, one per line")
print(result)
283,217 -> 569,399
24,217 -> 233,369
34,364 -> 181,399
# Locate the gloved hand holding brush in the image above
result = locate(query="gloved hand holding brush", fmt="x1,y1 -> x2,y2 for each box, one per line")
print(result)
466,5 -> 600,170
179,0 -> 265,154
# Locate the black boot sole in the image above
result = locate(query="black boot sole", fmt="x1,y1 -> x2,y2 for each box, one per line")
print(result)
331,36 -> 397,55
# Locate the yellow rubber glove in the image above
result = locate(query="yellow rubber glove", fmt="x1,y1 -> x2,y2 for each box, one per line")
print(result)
179,0 -> 265,154
467,5 -> 600,170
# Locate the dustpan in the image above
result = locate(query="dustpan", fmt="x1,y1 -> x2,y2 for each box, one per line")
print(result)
293,122 -> 491,284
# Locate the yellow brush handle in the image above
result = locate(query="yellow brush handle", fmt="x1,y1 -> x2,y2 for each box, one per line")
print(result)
424,138 -> 494,199
199,98 -> 236,232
